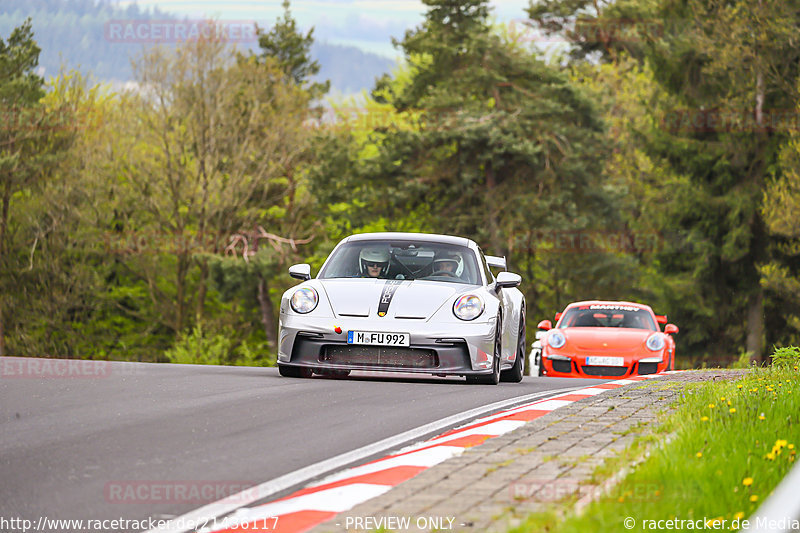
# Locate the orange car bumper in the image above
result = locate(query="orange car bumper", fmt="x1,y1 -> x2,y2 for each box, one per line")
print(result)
542,355 -> 670,379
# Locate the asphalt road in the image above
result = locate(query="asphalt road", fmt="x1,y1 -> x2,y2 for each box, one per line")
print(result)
0,357 -> 603,527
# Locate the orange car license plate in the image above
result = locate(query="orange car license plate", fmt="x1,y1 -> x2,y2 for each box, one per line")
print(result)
585,356 -> 624,366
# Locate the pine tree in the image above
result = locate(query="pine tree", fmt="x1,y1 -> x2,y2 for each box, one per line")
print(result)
256,0 -> 329,98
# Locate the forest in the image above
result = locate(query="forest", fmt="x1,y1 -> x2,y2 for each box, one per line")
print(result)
1,0 -> 799,367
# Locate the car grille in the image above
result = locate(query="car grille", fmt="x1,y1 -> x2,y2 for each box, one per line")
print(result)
637,362 -> 658,375
321,345 -> 438,368
581,365 -> 628,377
551,360 -> 573,373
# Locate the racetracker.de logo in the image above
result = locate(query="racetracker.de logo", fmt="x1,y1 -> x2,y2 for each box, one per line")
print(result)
529,229 -> 663,254
661,108 -> 800,133
1,358 -> 112,379
509,478 -> 662,502
104,20 -> 257,43
105,481 -> 259,504
509,18 -> 664,44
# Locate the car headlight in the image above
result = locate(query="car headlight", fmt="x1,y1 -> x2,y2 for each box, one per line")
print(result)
453,294 -> 484,321
548,331 -> 566,349
646,333 -> 665,351
290,287 -> 318,314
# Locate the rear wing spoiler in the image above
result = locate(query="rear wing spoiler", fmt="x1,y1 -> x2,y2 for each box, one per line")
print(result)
485,255 -> 506,271
655,314 -> 668,325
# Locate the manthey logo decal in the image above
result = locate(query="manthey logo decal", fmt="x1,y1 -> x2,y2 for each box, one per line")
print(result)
377,280 -> 404,317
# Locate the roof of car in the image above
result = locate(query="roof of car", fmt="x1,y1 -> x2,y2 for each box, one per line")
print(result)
565,300 -> 655,312
343,232 -> 475,248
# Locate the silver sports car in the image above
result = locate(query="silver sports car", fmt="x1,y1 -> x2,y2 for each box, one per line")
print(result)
277,232 -> 526,384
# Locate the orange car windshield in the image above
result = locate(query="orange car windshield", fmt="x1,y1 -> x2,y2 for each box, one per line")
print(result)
558,307 -> 657,331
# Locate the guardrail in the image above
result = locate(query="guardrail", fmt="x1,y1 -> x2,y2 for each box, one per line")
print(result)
742,460 -> 800,532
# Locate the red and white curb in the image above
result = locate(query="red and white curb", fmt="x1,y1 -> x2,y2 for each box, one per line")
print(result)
190,374 -> 671,533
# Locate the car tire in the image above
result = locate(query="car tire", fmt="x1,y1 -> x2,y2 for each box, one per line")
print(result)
501,313 -> 525,383
467,316 -> 501,385
278,364 -> 312,378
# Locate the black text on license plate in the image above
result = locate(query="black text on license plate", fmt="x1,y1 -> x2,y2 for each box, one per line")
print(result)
347,331 -> 410,346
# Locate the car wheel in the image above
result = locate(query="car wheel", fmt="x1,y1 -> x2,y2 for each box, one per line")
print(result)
467,316 -> 501,385
537,351 -> 545,376
278,364 -> 312,378
501,313 -> 525,383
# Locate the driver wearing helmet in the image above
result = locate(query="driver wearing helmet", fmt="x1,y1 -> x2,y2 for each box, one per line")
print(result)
432,252 -> 460,277
359,247 -> 390,278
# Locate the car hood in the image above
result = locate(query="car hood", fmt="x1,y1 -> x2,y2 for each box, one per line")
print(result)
562,327 -> 654,351
319,279 -> 461,319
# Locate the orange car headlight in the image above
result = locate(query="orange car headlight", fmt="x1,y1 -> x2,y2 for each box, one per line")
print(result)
548,331 -> 566,349
646,333 -> 666,351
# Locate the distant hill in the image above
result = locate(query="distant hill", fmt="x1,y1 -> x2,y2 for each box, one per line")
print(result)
312,42 -> 397,96
0,0 -> 396,95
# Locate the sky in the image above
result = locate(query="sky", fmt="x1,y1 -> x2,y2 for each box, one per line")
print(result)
119,0 -> 535,58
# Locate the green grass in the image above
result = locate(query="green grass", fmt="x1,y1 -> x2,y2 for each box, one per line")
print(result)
509,353 -> 800,533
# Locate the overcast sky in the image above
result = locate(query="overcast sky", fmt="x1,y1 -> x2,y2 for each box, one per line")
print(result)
121,0 -> 534,57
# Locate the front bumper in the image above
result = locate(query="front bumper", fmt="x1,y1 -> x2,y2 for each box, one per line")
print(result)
278,313 -> 498,376
541,352 -> 668,379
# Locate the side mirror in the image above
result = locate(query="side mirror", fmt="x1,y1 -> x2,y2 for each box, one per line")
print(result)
555,312 -> 562,321
664,324 -> 679,335
537,320 -> 552,331
495,271 -> 521,289
655,314 -> 668,325
289,263 -> 311,281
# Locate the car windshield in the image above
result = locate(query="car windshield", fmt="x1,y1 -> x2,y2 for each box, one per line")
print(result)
558,305 -> 657,331
319,240 -> 481,285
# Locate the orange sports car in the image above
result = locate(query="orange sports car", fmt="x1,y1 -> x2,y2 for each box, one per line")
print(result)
536,301 -> 678,378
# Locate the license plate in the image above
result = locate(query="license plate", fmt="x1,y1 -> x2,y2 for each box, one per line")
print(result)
585,356 -> 625,366
347,331 -> 410,347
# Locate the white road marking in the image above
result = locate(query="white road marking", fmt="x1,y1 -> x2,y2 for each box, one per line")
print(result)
310,445 -> 466,486
201,484 -> 394,532
522,399 -> 574,411
424,420 -> 528,446
572,387 -> 614,395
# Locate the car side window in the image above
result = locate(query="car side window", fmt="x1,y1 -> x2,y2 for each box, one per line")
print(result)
477,248 -> 494,285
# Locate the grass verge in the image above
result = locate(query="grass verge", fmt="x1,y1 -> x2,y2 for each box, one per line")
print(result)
510,348 -> 800,533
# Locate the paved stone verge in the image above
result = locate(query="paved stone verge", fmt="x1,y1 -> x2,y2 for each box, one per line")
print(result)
310,371 -> 744,533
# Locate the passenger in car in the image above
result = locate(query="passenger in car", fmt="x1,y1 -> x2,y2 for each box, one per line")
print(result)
432,252 -> 460,278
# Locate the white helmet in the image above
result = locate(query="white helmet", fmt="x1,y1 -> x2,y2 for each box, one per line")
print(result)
433,252 -> 461,275
359,247 -> 390,276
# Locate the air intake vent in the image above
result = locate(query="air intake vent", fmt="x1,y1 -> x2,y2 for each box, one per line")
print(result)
321,345 -> 437,368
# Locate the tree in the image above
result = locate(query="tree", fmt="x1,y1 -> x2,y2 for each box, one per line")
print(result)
367,1 -> 613,255
643,0 -> 800,362
109,34 -> 313,342
527,0 -> 800,362
308,1 -> 635,329
3,73 -> 137,358
761,131 -> 800,349
256,0 -> 329,98
0,19 -> 78,355
526,0 -> 657,63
